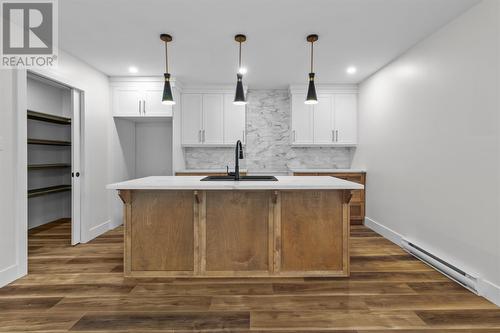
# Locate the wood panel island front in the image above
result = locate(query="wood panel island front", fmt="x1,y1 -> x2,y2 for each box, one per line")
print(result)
107,176 -> 364,278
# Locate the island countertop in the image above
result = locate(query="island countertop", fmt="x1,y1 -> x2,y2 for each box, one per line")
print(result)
107,175 -> 364,191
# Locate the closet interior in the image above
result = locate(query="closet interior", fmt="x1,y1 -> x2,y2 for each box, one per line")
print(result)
27,75 -> 73,230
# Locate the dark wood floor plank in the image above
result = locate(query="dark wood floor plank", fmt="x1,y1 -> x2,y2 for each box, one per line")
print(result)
51,295 -> 212,312
0,296 -> 62,312
416,309 -> 500,328
250,310 -> 427,329
70,312 -> 250,331
210,295 -> 368,311
272,281 -> 417,295
0,284 -> 135,297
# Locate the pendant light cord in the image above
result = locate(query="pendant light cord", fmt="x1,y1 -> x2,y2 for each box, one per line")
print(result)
164,42 -> 169,73
310,41 -> 314,73
238,41 -> 242,69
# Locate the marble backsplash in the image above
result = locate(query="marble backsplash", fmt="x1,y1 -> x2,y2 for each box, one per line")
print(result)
184,89 -> 354,173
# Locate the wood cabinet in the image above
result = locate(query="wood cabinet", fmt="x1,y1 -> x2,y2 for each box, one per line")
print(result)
112,81 -> 173,118
293,172 -> 366,225
290,88 -> 357,146
181,91 -> 246,146
119,189 -> 350,278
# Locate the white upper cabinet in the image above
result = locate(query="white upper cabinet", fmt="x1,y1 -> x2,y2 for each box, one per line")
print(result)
181,89 -> 246,147
223,94 -> 246,143
291,94 -> 313,144
181,94 -> 203,145
112,81 -> 173,118
313,95 -> 334,144
113,87 -> 143,116
334,94 -> 358,145
202,94 -> 224,144
143,86 -> 173,117
290,87 -> 357,146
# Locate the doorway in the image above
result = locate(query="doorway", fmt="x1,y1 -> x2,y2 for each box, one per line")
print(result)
26,72 -> 82,245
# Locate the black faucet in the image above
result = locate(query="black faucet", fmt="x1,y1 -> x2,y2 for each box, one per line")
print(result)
234,140 -> 244,180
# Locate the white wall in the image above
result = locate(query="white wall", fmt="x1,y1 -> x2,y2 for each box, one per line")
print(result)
135,121 -> 173,178
0,70 -> 26,286
30,50 -> 112,242
352,0 -> 500,305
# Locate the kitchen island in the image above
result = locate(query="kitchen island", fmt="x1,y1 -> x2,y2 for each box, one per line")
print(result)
107,176 -> 363,278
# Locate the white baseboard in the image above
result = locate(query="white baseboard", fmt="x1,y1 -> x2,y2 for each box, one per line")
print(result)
83,219 -> 111,243
478,278 -> 500,306
364,216 -> 403,246
108,217 -> 123,230
364,216 -> 500,307
0,264 -> 22,288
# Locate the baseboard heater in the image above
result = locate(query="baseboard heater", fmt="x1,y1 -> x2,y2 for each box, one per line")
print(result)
401,239 -> 478,293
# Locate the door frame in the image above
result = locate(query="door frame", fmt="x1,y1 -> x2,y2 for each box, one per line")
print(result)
21,70 -> 86,240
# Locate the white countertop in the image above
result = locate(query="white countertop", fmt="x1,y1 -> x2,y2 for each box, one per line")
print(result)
289,168 -> 366,173
107,176 -> 364,191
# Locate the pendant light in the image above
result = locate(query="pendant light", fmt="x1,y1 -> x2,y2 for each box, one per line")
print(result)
160,33 -> 175,105
234,34 -> 247,105
305,34 -> 318,105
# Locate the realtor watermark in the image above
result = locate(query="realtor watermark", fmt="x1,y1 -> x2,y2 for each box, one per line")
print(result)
1,0 -> 58,68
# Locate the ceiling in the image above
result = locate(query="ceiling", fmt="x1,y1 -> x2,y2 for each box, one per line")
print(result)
59,0 -> 479,88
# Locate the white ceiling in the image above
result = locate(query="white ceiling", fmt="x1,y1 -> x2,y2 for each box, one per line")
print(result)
59,0 -> 479,88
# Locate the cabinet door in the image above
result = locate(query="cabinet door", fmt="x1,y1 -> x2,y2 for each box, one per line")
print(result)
112,87 -> 142,116
143,85 -> 173,117
313,95 -> 334,144
202,94 -> 224,144
223,93 -> 246,144
181,94 -> 203,145
291,94 -> 313,144
334,94 -> 357,144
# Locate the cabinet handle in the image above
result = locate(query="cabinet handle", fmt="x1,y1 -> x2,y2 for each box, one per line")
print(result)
202,130 -> 206,142
143,100 -> 146,114
332,130 -> 335,142
198,130 -> 202,143
138,100 -> 141,114
336,130 -> 339,142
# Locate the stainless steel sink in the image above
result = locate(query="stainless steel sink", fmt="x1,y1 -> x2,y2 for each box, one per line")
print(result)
200,175 -> 278,181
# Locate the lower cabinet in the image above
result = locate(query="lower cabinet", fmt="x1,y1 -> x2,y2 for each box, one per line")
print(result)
129,191 -> 195,274
121,189 -> 350,277
293,172 -> 366,225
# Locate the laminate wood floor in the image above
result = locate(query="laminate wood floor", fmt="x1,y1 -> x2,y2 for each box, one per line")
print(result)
1,218 -> 498,332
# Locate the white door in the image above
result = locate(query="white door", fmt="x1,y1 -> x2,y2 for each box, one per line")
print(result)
202,94 -> 224,144
291,94 -> 313,144
143,85 -> 173,117
313,95 -> 334,144
223,94 -> 246,144
71,89 -> 82,245
112,87 -> 142,116
181,94 -> 203,145
334,94 -> 358,144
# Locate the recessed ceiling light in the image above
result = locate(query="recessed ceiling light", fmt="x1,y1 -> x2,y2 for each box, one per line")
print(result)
128,66 -> 138,74
346,66 -> 357,74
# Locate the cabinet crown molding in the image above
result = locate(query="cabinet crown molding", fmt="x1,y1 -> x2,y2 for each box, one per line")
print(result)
289,84 -> 358,95
181,85 -> 247,94
109,76 -> 183,90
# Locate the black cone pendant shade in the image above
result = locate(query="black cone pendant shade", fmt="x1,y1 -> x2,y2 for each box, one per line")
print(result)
305,72 -> 318,105
160,34 -> 175,105
305,34 -> 319,105
162,73 -> 174,105
234,34 -> 247,105
234,73 -> 246,106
